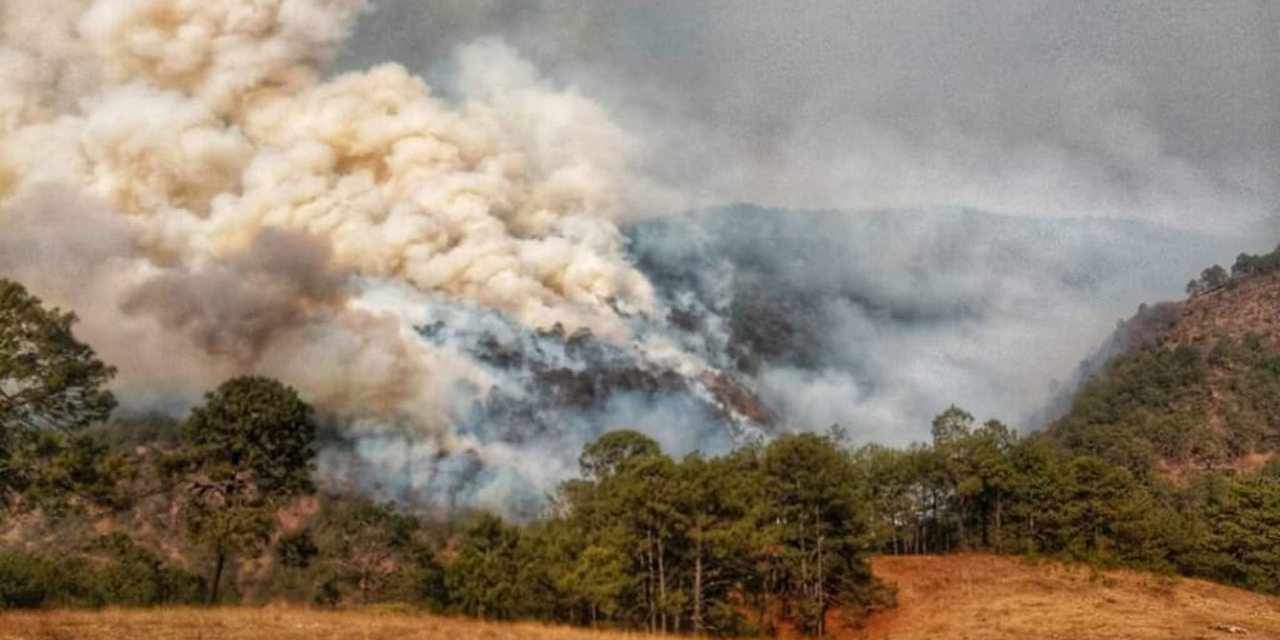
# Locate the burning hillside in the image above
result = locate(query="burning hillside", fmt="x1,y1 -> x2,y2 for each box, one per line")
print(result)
0,0 -> 778,513
0,1 -> 1249,514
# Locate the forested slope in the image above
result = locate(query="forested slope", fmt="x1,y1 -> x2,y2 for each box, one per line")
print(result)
1052,245 -> 1280,473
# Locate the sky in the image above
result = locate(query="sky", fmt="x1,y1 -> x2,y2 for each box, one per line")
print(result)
338,0 -> 1279,234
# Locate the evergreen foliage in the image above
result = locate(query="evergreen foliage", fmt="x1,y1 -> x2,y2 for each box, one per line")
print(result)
0,280 -> 116,506
5,275 -> 1280,637
175,377 -> 318,604
1188,242 -> 1280,295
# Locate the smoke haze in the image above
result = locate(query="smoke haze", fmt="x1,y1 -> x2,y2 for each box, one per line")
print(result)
1,1 -> 1275,513
342,1 -> 1279,233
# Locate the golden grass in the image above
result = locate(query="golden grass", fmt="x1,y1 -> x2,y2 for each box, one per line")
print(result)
862,555 -> 1280,640
0,607 -> 652,640
3,556 -> 1279,640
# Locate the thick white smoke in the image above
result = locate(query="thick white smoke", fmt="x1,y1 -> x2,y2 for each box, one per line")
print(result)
0,0 -> 699,513
5,2 -> 1259,516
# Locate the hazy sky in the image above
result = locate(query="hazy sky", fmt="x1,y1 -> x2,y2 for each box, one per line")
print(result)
339,1 -> 1279,235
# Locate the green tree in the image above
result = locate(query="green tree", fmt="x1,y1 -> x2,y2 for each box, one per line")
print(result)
1201,264 -> 1229,290
676,452 -> 759,636
21,428 -> 138,513
971,420 -> 1018,550
85,533 -> 206,606
606,445 -> 680,633
1185,474 -> 1280,592
762,434 -> 875,637
853,445 -> 899,554
446,513 -> 524,620
931,406 -> 977,549
178,376 -> 316,603
579,430 -> 663,480
0,280 -> 116,505
319,499 -> 418,604
558,543 -> 628,627
0,280 -> 116,432
565,430 -> 683,632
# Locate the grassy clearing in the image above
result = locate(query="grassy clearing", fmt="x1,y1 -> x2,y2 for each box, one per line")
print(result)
3,555 -> 1279,640
0,607 -> 650,640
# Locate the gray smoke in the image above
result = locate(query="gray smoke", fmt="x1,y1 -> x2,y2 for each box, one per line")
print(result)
336,0 -> 1278,441
123,230 -> 349,363
626,205 -> 1242,443
2,1 -> 1275,514
341,0 -> 1279,233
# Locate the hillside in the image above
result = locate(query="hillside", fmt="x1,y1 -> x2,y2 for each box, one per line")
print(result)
1051,259 -> 1280,473
4,242 -> 1280,634
3,556 -> 1277,640
1165,272 -> 1280,349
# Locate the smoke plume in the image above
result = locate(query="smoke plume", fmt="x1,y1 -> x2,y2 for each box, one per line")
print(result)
0,0 -> 718,513
343,1 -> 1279,235
1,1 -> 1273,514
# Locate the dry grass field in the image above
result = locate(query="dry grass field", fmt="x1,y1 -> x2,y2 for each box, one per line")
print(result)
861,555 -> 1280,640
0,607 -> 649,640
2,555 -> 1278,640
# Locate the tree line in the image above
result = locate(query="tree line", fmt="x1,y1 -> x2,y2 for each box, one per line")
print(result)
0,277 -> 889,635
1187,242 -> 1280,296
4,276 -> 1280,636
442,429 -> 888,636
856,405 -> 1280,595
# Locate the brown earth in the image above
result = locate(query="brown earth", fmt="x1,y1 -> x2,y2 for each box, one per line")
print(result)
857,555 -> 1280,640
1167,273 -> 1280,350
1117,272 -> 1280,355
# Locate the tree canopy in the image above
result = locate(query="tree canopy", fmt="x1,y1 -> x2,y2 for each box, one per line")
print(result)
0,279 -> 116,506
177,376 -> 317,603
0,279 -> 115,433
